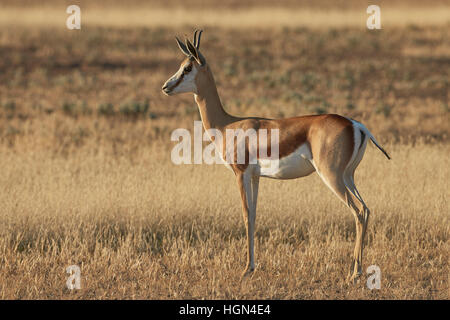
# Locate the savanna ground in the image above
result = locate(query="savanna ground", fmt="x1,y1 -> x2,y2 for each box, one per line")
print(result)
0,0 -> 448,299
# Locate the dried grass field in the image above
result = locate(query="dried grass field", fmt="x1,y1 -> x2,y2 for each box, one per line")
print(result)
0,1 -> 448,299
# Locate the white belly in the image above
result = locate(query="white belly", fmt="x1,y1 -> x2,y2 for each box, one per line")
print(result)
258,143 -> 315,179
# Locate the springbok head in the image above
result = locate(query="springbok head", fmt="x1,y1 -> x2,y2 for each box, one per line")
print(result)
162,30 -> 207,96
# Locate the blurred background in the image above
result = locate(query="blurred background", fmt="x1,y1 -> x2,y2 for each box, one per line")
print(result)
0,0 -> 448,150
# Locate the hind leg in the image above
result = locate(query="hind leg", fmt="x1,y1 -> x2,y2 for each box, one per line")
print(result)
344,156 -> 372,273
315,168 -> 367,282
342,139 -> 371,280
346,174 -> 371,271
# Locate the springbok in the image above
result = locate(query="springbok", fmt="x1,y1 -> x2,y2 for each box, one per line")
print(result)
162,30 -> 390,282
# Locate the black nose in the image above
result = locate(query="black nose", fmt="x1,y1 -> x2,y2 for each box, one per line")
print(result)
162,84 -> 171,93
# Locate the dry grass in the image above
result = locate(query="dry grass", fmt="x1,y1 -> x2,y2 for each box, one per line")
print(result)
0,2 -> 448,299
0,143 -> 448,299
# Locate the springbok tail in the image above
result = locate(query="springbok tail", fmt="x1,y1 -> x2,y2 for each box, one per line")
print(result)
369,137 -> 391,160
352,119 -> 391,160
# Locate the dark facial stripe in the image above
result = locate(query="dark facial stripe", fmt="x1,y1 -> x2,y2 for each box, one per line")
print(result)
171,71 -> 185,91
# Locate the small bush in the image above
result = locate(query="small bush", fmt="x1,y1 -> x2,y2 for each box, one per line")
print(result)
97,103 -> 115,116
119,100 -> 150,118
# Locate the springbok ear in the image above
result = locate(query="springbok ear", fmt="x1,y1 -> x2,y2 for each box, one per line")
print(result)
175,37 -> 190,57
186,39 -> 202,65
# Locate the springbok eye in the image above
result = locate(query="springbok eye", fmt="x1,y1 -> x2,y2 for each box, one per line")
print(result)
183,64 -> 192,74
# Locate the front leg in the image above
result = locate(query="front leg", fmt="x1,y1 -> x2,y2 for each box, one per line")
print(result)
236,170 -> 259,279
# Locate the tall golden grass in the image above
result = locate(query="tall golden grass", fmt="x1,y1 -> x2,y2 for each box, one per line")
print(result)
0,143 -> 448,299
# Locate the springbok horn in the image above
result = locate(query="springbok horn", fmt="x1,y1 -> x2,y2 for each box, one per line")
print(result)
193,30 -> 198,48
195,30 -> 203,49
185,38 -> 199,60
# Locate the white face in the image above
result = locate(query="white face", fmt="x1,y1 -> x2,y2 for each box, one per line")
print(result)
162,59 -> 198,95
